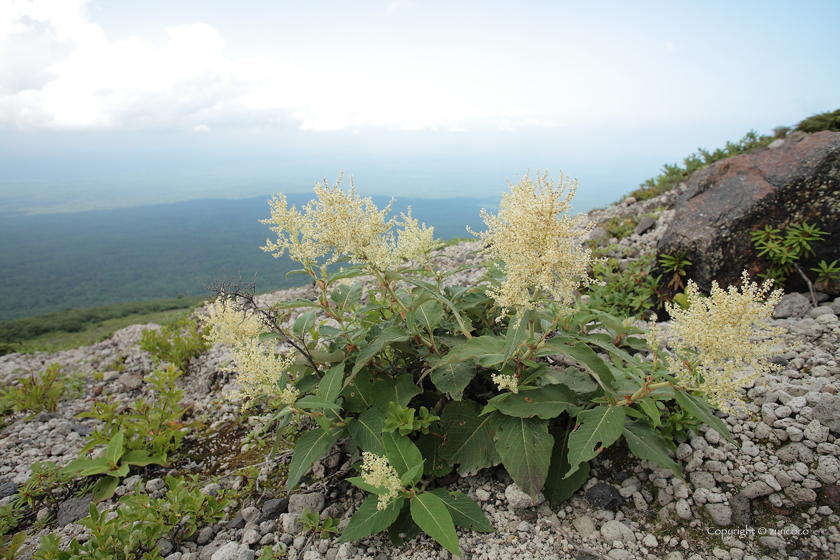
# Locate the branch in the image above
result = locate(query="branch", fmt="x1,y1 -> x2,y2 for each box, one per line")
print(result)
795,264 -> 818,308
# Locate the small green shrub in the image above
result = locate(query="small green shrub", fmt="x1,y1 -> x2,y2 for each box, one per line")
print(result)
0,532 -> 30,560
139,316 -> 210,373
78,365 -> 188,461
600,216 -> 639,241
585,253 -> 660,319
0,364 -> 67,416
300,507 -> 339,539
796,108 -> 840,133
11,462 -> 76,514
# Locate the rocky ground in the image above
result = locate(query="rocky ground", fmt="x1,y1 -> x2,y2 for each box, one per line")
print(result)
1,189 -> 839,560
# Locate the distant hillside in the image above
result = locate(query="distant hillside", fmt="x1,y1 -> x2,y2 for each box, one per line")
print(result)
0,194 -> 493,321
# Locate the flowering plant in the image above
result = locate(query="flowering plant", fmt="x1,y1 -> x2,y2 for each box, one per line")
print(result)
208,172 -> 785,557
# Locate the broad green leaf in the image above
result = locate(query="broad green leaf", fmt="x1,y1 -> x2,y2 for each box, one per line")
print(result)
307,349 -> 346,363
416,300 -> 444,333
439,401 -> 501,476
487,384 -> 579,420
504,309 -> 534,362
638,397 -> 661,427
292,309 -> 318,337
272,298 -> 320,310
270,412 -> 294,460
317,363 -> 345,403
352,327 -> 412,376
388,503 -> 421,546
543,367 -> 598,394
566,407 -> 626,477
258,332 -> 281,343
91,475 -> 120,503
623,419 -> 682,479
348,408 -> 387,456
431,489 -> 493,532
430,360 -> 476,401
491,415 -> 553,498
674,391 -> 735,444
371,374 -> 421,415
339,495 -> 404,543
383,432 -> 423,480
400,462 -> 425,487
106,463 -> 130,478
295,396 -> 341,412
286,427 -> 342,491
295,373 -> 319,394
410,493 -> 459,556
535,339 -> 615,386
433,335 -> 505,370
106,431 -> 125,467
416,426 -> 452,477
340,370 -> 375,413
543,428 -> 589,506
330,282 -> 363,310
62,457 -> 111,477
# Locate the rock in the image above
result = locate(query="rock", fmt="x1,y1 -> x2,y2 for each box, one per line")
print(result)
261,498 -> 288,520
57,495 -> 92,527
634,216 -> 656,236
146,478 -> 166,493
211,542 -> 255,560
70,424 -> 93,437
572,515 -> 596,538
642,534 -> 658,548
585,483 -> 624,511
504,484 -> 545,509
657,131 -> 840,293
816,456 -> 840,484
758,536 -> 786,552
240,506 -> 261,525
241,528 -> 260,546
227,510 -> 247,530
202,483 -> 222,497
773,293 -> 812,319
118,373 -> 143,392
690,472 -> 716,490
705,504 -> 732,526
812,395 -> 840,435
288,492 -> 326,514
784,485 -> 817,506
768,139 -> 785,149
474,488 -> 491,502
197,526 -> 215,545
730,494 -> 751,527
157,538 -> 174,557
804,420 -> 829,443
741,481 -> 774,499
589,226 -> 609,246
675,499 -> 692,520
624,196 -> 637,205
600,520 -> 636,544
0,481 -> 17,499
824,484 -> 840,508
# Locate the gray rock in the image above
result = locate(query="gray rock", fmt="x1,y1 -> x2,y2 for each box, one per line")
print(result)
157,538 -> 174,557
690,472 -> 716,490
589,226 -> 609,245
226,511 -> 247,530
633,216 -> 656,236
675,499 -> 692,520
572,515 -> 596,538
812,395 -> 840,435
240,506 -> 261,525
741,481 -> 773,499
202,483 -> 222,497
200,541 -> 231,560
585,483 -> 624,511
0,481 -> 17,499
815,455 -> 840,484
241,528 -> 260,546
768,138 -> 785,149
197,526 -> 215,545
210,542 -> 255,560
705,504 -> 732,526
504,484 -> 545,509
758,536 -> 786,551
600,520 -> 636,544
773,293 -> 812,319
146,478 -> 166,493
288,492 -> 326,514
57,495 -> 92,527
730,494 -> 751,527
261,498 -> 288,520
784,485 -> 817,506
118,373 -> 143,391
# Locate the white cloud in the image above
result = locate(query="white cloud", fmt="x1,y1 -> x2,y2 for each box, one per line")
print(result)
193,124 -> 209,132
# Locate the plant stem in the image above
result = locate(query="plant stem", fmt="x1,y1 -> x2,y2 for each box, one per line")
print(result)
796,263 -> 819,308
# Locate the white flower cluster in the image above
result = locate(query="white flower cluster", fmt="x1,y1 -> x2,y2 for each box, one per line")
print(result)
491,372 -> 519,394
361,452 -> 404,510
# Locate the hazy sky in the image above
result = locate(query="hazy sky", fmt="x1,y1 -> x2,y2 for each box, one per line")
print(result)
1,0 -> 839,214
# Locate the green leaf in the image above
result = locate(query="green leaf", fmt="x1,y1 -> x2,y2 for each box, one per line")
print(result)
504,309 -> 534,362
416,300 -> 444,333
429,360 -> 476,401
352,327 -> 412,376
491,415 -> 553,498
317,363 -> 345,403
295,373 -> 319,394
543,427 -> 590,506
106,431 -> 125,467
330,283 -> 363,310
637,397 -> 661,428
371,374 -> 422,415
348,408 -> 387,456
566,406 -> 626,477
339,495 -> 404,543
536,338 -> 615,386
487,384 -> 579,420
411,492 -> 460,556
673,391 -> 735,444
270,412 -> 294,460
346,476 -> 391,496
439,401 -> 501,476
400,462 -> 425,487
340,370 -> 375,413
258,332 -> 281,343
431,489 -> 493,532
286,427 -> 342,491
416,425 -> 452,477
543,366 -> 598,394
295,396 -> 342,412
62,457 -> 112,477
91,475 -> 120,503
388,503 -> 421,546
293,310 -> 318,337
623,419 -> 682,479
433,335 -> 505,371
106,463 -> 130,478
272,298 -> 320,309
383,432 -> 424,480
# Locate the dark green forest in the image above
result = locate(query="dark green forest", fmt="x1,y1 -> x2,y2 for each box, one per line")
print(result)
0,194 -> 492,322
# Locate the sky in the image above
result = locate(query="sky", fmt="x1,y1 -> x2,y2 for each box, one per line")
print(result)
1,0 -> 839,215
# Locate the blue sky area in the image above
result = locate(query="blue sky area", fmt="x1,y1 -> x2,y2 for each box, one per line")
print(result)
1,0 -> 839,215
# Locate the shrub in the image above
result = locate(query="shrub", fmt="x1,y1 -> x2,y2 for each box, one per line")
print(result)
0,364 -> 71,416
584,253 -> 660,319
796,108 -> 840,133
139,316 -> 210,373
208,172 -> 787,556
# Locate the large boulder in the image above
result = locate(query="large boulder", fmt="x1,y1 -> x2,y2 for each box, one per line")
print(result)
657,131 -> 840,293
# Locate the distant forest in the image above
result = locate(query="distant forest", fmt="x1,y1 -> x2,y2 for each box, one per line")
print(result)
0,194 -> 493,321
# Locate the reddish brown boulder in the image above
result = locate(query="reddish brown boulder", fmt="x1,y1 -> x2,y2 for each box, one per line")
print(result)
657,131 -> 840,292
